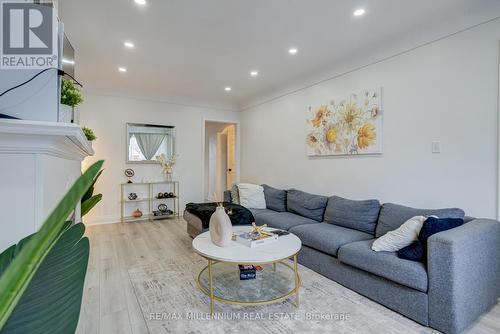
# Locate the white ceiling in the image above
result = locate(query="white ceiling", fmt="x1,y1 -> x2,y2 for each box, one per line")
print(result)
59,0 -> 500,110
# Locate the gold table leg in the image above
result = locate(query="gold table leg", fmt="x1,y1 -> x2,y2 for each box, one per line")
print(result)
294,254 -> 300,307
208,259 -> 214,315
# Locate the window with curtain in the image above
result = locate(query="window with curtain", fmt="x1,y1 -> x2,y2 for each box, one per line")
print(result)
126,124 -> 175,163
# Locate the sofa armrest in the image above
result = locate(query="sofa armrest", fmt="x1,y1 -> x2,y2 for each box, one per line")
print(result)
427,219 -> 500,334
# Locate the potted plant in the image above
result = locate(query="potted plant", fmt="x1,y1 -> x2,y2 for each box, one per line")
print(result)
0,161 -> 104,334
59,79 -> 83,123
81,127 -> 97,147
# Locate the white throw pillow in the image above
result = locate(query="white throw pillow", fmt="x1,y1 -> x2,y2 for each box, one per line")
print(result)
371,215 -> 432,252
237,183 -> 266,209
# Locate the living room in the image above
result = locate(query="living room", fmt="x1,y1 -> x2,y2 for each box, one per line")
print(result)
0,1 -> 500,333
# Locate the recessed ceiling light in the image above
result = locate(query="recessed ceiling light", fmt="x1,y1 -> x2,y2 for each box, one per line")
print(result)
124,41 -> 135,49
224,86 -> 232,91
134,0 -> 146,5
118,67 -> 127,73
353,8 -> 366,16
250,71 -> 259,77
289,48 -> 298,55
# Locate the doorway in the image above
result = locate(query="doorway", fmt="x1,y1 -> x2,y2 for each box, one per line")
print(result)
204,121 -> 237,202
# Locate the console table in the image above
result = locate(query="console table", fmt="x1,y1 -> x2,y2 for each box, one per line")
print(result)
120,181 -> 180,222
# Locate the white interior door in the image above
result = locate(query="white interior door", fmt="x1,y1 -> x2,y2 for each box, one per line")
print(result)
226,125 -> 236,187
215,132 -> 228,201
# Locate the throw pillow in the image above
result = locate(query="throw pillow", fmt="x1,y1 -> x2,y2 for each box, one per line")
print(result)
230,183 -> 240,204
237,183 -> 266,209
397,216 -> 465,262
376,203 -> 465,237
372,215 -> 429,252
396,241 -> 424,261
262,184 -> 287,212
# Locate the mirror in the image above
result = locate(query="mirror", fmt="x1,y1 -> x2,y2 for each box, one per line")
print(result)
126,123 -> 175,163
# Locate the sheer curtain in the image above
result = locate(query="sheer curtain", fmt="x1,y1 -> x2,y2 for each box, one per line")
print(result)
134,133 -> 166,160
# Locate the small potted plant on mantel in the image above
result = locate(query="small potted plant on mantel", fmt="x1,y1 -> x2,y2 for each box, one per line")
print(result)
82,127 -> 97,148
59,79 -> 83,123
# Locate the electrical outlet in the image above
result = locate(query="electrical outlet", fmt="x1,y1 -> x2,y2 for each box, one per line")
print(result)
432,141 -> 441,153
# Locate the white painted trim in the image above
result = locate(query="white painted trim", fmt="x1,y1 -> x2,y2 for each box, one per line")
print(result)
0,119 -> 94,160
83,90 -> 239,113
83,215 -> 122,226
497,40 -> 500,220
201,118 -> 241,202
34,155 -> 43,230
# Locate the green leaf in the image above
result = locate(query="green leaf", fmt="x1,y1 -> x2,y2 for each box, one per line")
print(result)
81,194 -> 103,217
0,160 -> 104,330
0,234 -> 34,277
82,169 -> 103,203
0,222 -> 71,278
0,223 -> 89,334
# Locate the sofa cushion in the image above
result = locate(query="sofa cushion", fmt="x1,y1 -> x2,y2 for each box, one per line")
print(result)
324,196 -> 381,234
248,208 -> 276,218
376,203 -> 465,238
262,184 -> 287,212
287,189 -> 328,222
289,223 -> 373,257
338,240 -> 428,292
255,212 -> 318,231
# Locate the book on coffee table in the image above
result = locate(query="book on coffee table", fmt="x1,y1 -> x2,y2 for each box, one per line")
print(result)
238,265 -> 256,280
236,231 -> 278,248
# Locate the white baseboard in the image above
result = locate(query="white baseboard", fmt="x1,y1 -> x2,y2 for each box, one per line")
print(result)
82,215 -> 121,226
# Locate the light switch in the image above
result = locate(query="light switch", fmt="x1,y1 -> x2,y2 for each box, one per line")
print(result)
432,141 -> 441,153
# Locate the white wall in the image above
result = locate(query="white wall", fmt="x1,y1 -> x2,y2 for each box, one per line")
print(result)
241,19 -> 500,219
80,93 -> 239,224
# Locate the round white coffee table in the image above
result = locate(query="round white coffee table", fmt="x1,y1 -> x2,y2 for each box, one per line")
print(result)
192,226 -> 302,314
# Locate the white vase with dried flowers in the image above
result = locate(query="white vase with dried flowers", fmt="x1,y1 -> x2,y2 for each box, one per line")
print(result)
156,154 -> 178,181
209,203 -> 232,247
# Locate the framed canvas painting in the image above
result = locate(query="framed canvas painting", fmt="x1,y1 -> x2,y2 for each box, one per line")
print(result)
306,88 -> 383,156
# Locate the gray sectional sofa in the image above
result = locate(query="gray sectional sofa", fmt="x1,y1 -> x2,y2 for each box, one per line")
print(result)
218,187 -> 500,334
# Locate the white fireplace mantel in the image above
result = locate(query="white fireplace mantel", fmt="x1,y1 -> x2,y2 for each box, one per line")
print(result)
0,119 -> 94,160
0,119 -> 94,252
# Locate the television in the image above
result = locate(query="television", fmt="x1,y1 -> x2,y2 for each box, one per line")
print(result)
62,34 -> 75,78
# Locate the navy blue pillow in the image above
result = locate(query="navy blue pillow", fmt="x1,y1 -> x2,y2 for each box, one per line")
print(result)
397,217 -> 465,262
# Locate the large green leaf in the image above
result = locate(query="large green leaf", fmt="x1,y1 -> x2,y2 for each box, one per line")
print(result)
81,169 -> 103,203
0,160 -> 104,330
0,223 -> 89,334
0,222 -> 72,277
0,236 -> 32,277
81,194 -> 103,217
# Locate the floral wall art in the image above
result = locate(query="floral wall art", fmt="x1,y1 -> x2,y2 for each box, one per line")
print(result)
306,88 -> 382,156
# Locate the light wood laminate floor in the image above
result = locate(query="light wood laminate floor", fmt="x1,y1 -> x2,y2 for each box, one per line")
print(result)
76,219 -> 500,334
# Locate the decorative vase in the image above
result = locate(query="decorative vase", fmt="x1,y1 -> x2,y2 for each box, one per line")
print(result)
132,209 -> 143,218
209,206 -> 232,247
